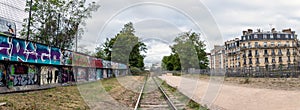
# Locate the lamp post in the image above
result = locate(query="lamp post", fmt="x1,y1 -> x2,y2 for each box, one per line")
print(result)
26,0 -> 33,41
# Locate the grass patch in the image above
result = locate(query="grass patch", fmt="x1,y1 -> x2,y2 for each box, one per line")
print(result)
158,78 -> 209,110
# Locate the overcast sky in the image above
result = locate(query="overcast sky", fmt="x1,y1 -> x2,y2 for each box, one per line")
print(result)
80,0 -> 300,65
3,0 -> 300,66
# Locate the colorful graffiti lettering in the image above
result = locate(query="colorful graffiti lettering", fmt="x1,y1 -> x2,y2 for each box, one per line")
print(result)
0,36 -> 61,65
13,73 -> 37,86
0,65 -> 5,86
40,66 -> 58,85
77,68 -> 87,81
73,53 -> 90,67
88,68 -> 96,81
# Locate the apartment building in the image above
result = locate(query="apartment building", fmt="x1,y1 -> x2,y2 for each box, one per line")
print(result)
210,45 -> 226,69
224,28 -> 299,70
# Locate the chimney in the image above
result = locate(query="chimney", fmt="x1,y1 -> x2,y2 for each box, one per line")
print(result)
257,29 -> 261,32
248,29 -> 253,33
271,28 -> 276,33
282,28 -> 292,33
242,31 -> 247,35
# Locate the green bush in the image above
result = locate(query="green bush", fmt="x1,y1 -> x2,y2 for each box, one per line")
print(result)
130,67 -> 142,75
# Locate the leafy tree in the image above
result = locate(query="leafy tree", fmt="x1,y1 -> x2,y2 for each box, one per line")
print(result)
162,31 -> 208,70
96,22 -> 147,70
20,0 -> 100,49
162,53 -> 181,71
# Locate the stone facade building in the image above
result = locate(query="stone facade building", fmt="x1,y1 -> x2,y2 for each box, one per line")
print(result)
210,45 -> 226,69
224,28 -> 299,70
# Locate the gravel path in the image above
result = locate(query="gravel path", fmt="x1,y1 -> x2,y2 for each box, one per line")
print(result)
159,75 -> 300,110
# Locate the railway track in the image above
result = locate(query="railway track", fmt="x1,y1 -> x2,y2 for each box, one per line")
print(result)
134,75 -> 178,110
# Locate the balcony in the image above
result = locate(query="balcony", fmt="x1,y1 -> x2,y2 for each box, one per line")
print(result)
278,53 -> 283,56
287,52 -> 291,56
264,53 -> 269,57
255,54 -> 260,57
272,60 -> 276,63
256,61 -> 260,64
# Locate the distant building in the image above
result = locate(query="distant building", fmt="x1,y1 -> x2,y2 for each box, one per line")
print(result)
210,45 -> 226,69
225,28 -> 299,70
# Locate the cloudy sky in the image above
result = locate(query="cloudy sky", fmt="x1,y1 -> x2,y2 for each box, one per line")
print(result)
3,0 -> 300,66
80,0 -> 300,66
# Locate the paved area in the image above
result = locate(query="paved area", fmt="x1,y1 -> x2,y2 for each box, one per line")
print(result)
159,75 -> 300,110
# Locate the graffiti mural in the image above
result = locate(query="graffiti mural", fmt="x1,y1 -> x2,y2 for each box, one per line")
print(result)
62,50 -> 72,66
73,53 -> 90,67
10,64 -> 38,86
0,36 -> 61,65
0,64 -> 5,86
88,68 -> 96,81
103,69 -> 107,78
96,69 -> 102,80
61,67 -> 74,83
40,66 -> 59,85
77,68 -> 87,82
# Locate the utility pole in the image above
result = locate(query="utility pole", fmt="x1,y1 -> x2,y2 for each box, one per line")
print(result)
26,0 -> 33,41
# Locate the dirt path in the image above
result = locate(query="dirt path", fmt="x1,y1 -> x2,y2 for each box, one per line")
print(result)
159,75 -> 300,110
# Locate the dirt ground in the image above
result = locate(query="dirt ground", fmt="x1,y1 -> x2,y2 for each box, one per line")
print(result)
160,75 -> 300,110
182,74 -> 300,91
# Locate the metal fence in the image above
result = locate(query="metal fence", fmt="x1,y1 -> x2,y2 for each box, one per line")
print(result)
169,65 -> 300,78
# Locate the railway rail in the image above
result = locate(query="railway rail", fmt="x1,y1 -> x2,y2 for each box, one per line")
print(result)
134,75 -> 177,110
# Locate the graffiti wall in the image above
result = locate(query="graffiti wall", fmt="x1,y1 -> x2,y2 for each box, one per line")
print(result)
10,64 -> 38,86
0,64 -> 5,86
88,68 -> 96,81
0,36 -> 61,65
77,68 -> 87,82
73,53 -> 90,67
103,69 -> 107,78
61,67 -> 75,83
62,50 -> 72,66
96,69 -> 102,80
40,66 -> 59,85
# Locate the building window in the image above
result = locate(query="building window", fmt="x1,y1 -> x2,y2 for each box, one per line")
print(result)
254,34 -> 258,39
265,57 -> 268,63
249,58 -> 252,64
278,42 -> 281,46
255,50 -> 258,55
278,49 -> 282,55
255,42 -> 258,47
286,34 -> 289,38
271,42 -> 274,47
291,35 -> 294,39
256,58 -> 259,64
288,56 -> 291,62
279,57 -> 282,63
248,42 -> 251,48
270,34 -> 274,39
271,49 -> 275,55
279,34 -> 282,38
286,41 -> 290,46
264,50 -> 268,55
264,42 -> 267,47
263,34 -> 267,39
272,57 -> 275,63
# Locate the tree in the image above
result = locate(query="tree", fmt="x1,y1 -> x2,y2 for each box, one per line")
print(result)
96,22 -> 147,70
162,31 -> 208,71
20,0 -> 100,49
